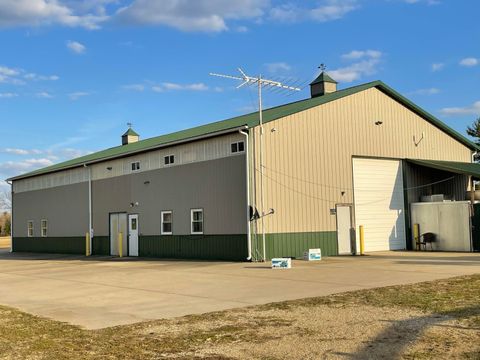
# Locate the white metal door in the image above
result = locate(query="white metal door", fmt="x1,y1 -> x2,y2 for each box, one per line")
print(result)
353,158 -> 406,252
336,205 -> 353,254
110,213 -> 127,256
128,214 -> 139,256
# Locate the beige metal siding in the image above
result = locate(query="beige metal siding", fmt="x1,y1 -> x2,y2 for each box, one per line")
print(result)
252,87 -> 472,234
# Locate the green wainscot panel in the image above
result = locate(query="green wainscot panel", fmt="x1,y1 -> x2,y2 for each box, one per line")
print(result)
12,237 -> 85,254
92,236 -> 110,255
139,234 -> 248,261
251,231 -> 338,261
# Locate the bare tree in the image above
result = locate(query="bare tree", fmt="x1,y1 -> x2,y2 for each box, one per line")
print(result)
0,191 -> 11,212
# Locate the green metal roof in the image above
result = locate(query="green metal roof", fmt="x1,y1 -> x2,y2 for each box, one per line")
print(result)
310,71 -> 338,85
407,159 -> 480,179
122,128 -> 139,137
8,80 -> 479,181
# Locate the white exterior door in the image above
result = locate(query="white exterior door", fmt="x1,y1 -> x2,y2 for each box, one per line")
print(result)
353,158 -> 406,252
336,205 -> 353,254
128,214 -> 139,257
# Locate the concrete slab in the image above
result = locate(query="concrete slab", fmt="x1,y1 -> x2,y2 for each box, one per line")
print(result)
0,250 -> 478,329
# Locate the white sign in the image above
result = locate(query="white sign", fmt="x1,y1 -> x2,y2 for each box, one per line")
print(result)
271,258 -> 292,269
304,248 -> 322,261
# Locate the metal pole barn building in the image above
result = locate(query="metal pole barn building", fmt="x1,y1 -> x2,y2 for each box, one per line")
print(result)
8,72 -> 480,260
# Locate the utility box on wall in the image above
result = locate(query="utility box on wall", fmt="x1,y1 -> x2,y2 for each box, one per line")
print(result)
410,201 -> 472,252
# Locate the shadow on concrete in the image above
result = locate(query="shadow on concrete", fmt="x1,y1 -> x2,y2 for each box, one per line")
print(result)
0,249 -> 236,265
394,260 -> 480,266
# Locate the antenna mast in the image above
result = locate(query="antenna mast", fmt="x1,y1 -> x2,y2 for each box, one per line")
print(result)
210,68 -> 300,262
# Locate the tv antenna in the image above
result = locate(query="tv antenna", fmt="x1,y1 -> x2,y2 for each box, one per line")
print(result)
210,68 -> 301,262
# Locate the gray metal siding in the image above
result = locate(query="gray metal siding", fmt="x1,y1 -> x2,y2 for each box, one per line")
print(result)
92,155 -> 247,236
12,182 -> 89,237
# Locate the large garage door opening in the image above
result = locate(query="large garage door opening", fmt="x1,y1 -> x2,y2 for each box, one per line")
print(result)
353,158 -> 406,252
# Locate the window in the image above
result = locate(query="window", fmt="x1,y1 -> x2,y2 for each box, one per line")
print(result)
131,218 -> 137,231
161,211 -> 172,235
191,209 -> 203,234
231,141 -> 245,153
131,162 -> 140,171
164,155 -> 175,166
27,221 -> 34,237
41,220 -> 47,237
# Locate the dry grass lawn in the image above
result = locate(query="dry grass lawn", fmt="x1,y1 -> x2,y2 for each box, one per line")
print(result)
0,274 -> 479,359
0,237 -> 10,249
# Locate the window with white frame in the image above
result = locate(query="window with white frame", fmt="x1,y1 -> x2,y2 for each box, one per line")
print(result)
27,221 -> 34,237
161,211 -> 172,235
164,155 -> 175,165
231,141 -> 245,153
131,161 -> 140,171
191,209 -> 203,234
41,220 -> 47,237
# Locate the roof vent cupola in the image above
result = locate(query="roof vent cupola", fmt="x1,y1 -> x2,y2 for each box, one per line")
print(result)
122,124 -> 139,145
310,70 -> 337,98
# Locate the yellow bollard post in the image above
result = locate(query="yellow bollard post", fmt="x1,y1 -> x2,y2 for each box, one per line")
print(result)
118,232 -> 123,258
85,232 -> 90,256
413,223 -> 419,251
359,225 -> 365,255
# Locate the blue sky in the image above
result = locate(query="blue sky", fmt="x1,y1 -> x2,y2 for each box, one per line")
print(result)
0,0 -> 479,191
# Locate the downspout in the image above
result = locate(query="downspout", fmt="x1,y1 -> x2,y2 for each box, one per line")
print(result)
471,150 -> 478,251
84,164 -> 93,255
6,180 -> 12,253
239,128 -> 252,261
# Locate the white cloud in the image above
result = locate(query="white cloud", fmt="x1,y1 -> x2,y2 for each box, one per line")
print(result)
431,63 -> 444,72
459,57 -> 479,67
36,91 -> 54,99
440,101 -> 480,116
408,87 -> 440,96
116,0 -> 269,32
24,73 -> 59,81
152,82 -> 209,92
2,148 -> 31,155
0,65 -> 25,85
328,50 -> 383,82
404,0 -> 441,4
0,64 -> 58,85
235,25 -> 249,33
68,91 -> 90,100
341,50 -> 382,60
0,66 -> 20,77
122,84 -> 145,92
0,0 -> 361,33
67,40 -> 86,54
0,93 -> 18,98
270,0 -> 358,23
0,0 -> 109,30
1,158 -> 54,173
264,62 -> 291,73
